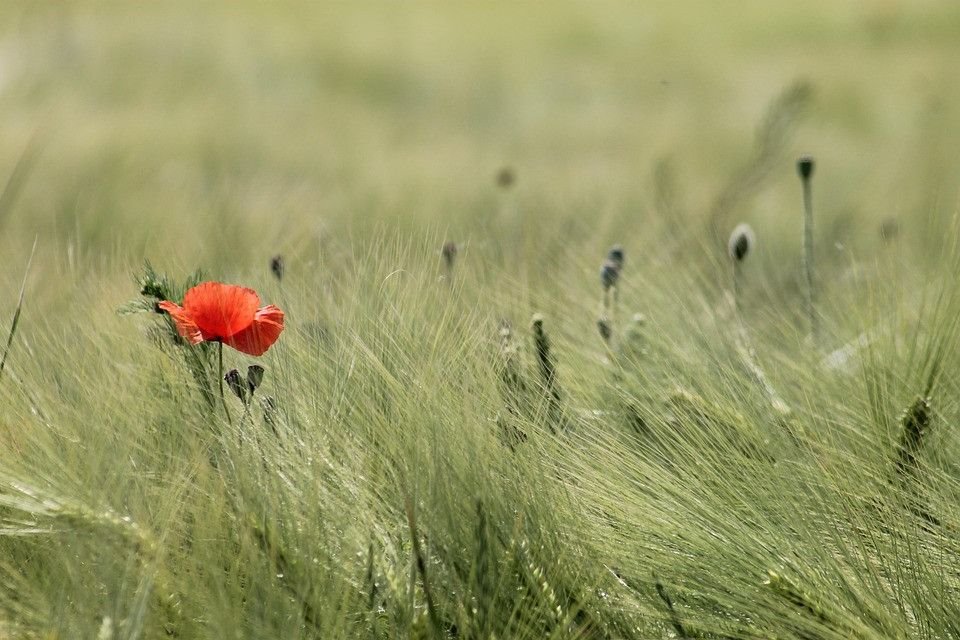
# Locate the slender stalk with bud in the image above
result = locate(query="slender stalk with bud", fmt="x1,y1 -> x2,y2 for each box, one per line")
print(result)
797,155 -> 818,340
728,223 -> 754,316
441,240 -> 457,282
598,245 -> 624,345
727,223 -> 791,415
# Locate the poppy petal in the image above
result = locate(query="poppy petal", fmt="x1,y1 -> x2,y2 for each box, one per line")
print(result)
183,282 -> 260,340
224,305 -> 284,356
157,301 -> 204,345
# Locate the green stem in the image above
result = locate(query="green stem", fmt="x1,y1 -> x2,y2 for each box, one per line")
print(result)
238,394 -> 253,439
732,261 -> 742,317
218,341 -> 232,425
802,176 -> 818,340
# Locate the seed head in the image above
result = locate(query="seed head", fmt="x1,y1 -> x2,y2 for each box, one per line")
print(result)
261,396 -> 278,428
247,364 -> 265,393
224,369 -> 246,401
797,155 -> 815,180
895,395 -> 932,477
600,260 -> 620,291
728,223 -> 755,262
270,255 -> 284,281
606,245 -> 624,270
498,318 -> 513,340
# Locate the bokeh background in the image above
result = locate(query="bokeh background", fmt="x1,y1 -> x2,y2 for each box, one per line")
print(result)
1,1 -> 959,277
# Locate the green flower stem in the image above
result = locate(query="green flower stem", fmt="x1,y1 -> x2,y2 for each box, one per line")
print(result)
218,341 -> 232,426
802,173 -> 817,340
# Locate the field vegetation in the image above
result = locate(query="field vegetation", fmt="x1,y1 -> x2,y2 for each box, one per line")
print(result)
2,2 -> 960,638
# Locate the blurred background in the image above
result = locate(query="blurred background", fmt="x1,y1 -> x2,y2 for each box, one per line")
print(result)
0,1 -> 958,290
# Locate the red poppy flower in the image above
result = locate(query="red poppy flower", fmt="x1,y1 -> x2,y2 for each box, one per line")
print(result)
158,282 -> 284,356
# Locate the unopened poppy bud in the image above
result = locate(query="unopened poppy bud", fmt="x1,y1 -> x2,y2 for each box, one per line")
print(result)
270,255 -> 284,281
606,245 -> 624,270
247,364 -> 265,393
224,369 -> 246,401
597,317 -> 612,342
441,241 -> 457,269
496,166 -> 515,189
600,260 -> 620,291
728,223 -> 755,262
797,155 -> 815,180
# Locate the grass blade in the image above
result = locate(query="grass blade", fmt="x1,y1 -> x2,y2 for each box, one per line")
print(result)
0,237 -> 38,382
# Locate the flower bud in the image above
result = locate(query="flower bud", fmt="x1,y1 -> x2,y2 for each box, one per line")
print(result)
224,369 -> 246,401
728,223 -> 755,262
247,364 -> 265,393
606,245 -> 624,270
797,155 -> 815,180
441,241 -> 457,270
270,255 -> 284,281
600,260 -> 620,291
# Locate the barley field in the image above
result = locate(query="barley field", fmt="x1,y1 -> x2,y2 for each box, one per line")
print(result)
2,2 -> 960,638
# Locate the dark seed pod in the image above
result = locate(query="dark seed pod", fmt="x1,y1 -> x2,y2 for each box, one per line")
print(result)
728,223 -> 755,262
224,369 -> 246,401
797,155 -> 815,180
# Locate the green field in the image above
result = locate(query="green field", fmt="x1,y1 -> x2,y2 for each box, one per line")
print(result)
2,2 -> 960,638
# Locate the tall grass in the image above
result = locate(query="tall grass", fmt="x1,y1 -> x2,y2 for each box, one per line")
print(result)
1,2 -> 960,638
